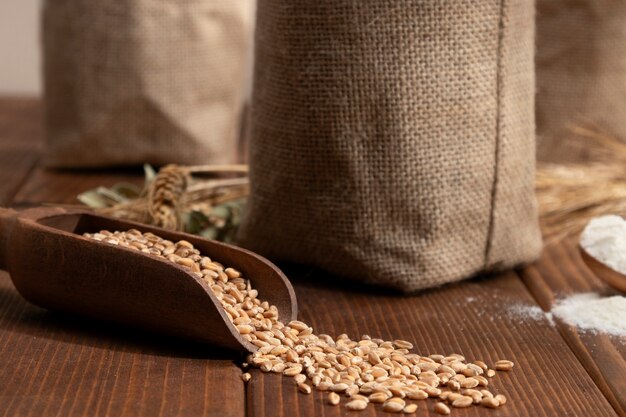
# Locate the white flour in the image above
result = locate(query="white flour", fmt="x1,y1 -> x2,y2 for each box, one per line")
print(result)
464,296 -> 552,324
505,304 -> 545,323
551,293 -> 626,337
462,288 -> 625,338
580,215 -> 626,274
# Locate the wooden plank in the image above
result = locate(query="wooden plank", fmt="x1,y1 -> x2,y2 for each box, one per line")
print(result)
12,166 -> 144,206
0,99 -> 246,417
521,240 -> 626,417
0,97 -> 41,205
0,97 -> 41,148
0,97 -> 143,206
0,271 -> 245,417
2,97 -> 620,416
247,269 -> 618,417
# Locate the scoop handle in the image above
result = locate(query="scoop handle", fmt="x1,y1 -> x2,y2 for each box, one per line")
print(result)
0,208 -> 18,270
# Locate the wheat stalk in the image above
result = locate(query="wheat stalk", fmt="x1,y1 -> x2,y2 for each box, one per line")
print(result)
536,127 -> 626,243
96,164 -> 248,233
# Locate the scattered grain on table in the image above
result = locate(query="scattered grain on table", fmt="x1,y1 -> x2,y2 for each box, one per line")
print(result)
85,229 -> 515,415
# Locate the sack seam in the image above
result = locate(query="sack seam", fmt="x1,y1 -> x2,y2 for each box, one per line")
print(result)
484,0 -> 506,269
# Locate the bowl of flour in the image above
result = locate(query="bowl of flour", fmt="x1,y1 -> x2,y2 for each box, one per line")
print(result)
580,215 -> 626,294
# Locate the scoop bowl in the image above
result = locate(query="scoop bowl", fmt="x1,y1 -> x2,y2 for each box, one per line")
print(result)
0,207 -> 297,352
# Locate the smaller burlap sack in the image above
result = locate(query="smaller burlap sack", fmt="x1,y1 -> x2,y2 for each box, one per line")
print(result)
536,0 -> 626,163
42,0 -> 254,168
238,0 -> 543,292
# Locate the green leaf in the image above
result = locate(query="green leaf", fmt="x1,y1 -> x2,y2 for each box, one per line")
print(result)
76,190 -> 111,208
111,183 -> 142,199
210,205 -> 231,220
184,211 -> 211,234
143,164 -> 157,184
95,186 -> 130,204
199,226 -> 219,240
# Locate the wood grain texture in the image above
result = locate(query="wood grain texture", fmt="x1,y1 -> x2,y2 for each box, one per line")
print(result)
0,271 -> 245,417
247,268 -> 618,417
0,97 -> 41,205
521,240 -> 626,417
12,166 -> 144,205
0,99 -> 245,417
1,97 -> 622,416
0,204 -> 247,416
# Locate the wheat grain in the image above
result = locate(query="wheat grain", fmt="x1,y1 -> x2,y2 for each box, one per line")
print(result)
481,397 -> 500,408
495,360 -> 514,371
434,402 -> 451,415
346,400 -> 368,411
328,392 -> 341,405
85,229 -> 515,415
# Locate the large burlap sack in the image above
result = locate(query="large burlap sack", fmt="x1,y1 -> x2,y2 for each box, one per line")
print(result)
238,0 -> 542,292
536,0 -> 626,163
42,0 -> 254,168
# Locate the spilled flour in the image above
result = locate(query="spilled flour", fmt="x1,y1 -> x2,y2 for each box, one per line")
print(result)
505,304 -> 545,322
552,293 -> 626,337
462,288 -> 625,339
464,296 -> 550,324
463,292 -> 625,338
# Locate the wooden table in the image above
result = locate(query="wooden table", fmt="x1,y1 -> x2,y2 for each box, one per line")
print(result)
0,97 -> 624,417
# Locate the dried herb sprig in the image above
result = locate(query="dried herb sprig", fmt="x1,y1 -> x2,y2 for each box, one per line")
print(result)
78,164 -> 248,243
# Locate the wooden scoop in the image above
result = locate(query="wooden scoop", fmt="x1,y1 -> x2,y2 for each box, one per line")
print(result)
0,207 -> 297,352
580,246 -> 626,294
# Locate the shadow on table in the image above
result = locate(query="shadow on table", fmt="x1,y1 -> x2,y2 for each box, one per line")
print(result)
277,261 -> 507,297
0,283 -> 240,361
1,261 -> 530,363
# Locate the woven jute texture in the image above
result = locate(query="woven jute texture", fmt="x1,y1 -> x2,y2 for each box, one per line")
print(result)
536,0 -> 626,163
239,0 -> 542,292
42,0 -> 254,168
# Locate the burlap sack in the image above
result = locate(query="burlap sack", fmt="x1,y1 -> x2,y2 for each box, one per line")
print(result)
238,0 -> 542,292
42,0 -> 254,168
536,0 -> 626,163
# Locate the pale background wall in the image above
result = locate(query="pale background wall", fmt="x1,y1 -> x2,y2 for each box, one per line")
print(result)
0,0 -> 41,95
0,1 -> 256,97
